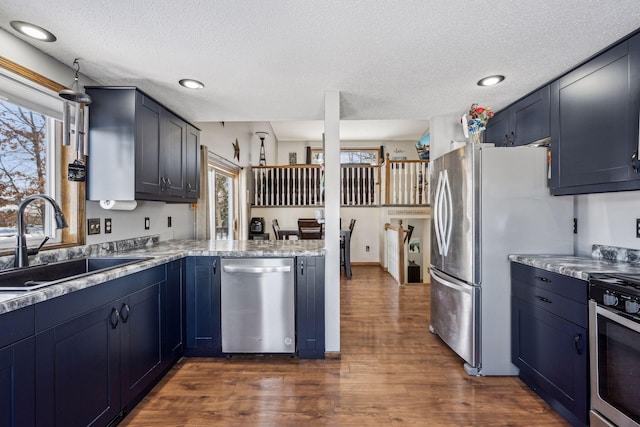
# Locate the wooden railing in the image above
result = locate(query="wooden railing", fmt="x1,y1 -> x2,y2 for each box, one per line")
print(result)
251,158 -> 428,207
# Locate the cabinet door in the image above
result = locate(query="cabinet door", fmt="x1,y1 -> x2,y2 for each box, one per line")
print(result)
185,124 -> 201,199
185,257 -> 222,356
484,110 -> 509,146
0,338 -> 35,427
551,34 -> 640,194
163,259 -> 184,365
510,85 -> 550,146
135,93 -> 162,195
161,109 -> 186,197
296,256 -> 325,359
120,283 -> 163,407
36,303 -> 120,427
512,296 -> 588,426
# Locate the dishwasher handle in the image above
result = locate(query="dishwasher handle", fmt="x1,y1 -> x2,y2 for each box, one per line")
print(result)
223,265 -> 292,274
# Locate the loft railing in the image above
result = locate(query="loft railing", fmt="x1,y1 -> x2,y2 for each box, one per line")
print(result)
251,158 -> 428,207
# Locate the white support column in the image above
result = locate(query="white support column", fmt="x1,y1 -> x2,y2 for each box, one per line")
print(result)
324,91 -> 340,354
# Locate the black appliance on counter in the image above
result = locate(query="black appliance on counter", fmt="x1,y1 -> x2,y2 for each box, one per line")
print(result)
589,273 -> 640,427
249,217 -> 268,240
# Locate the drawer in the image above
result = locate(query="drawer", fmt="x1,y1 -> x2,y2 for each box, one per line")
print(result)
511,262 -> 587,303
512,279 -> 587,328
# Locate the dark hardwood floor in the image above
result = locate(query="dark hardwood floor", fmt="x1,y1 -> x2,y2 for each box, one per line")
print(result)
121,265 -> 569,426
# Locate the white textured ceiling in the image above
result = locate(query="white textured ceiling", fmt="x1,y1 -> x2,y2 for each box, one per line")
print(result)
1,1 -> 640,141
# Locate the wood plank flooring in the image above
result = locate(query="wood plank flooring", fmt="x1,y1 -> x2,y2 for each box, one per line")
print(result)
120,266 -> 569,426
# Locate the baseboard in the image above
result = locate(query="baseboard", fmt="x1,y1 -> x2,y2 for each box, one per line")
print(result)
350,262 -> 380,266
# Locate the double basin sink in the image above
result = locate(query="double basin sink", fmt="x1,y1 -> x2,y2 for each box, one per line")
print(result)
0,257 -> 150,291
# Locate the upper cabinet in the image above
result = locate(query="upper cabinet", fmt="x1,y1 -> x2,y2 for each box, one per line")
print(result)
550,32 -> 640,195
485,86 -> 550,147
86,87 -> 200,203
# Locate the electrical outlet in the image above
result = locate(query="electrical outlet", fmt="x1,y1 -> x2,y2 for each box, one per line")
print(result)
104,218 -> 112,234
573,218 -> 578,234
144,217 -> 150,230
636,218 -> 640,238
365,245 -> 370,252
167,216 -> 172,228
88,218 -> 101,235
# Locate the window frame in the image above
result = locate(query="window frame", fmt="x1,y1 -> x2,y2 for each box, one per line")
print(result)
0,56 -> 85,255
310,147 -> 380,165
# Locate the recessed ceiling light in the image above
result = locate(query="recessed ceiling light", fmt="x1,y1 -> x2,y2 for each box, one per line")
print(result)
477,75 -> 505,87
179,79 -> 205,89
10,21 -> 57,42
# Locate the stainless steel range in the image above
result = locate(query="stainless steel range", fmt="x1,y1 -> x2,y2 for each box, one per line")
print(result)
589,273 -> 640,427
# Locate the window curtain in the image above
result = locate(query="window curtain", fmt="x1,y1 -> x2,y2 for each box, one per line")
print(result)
195,145 -> 210,240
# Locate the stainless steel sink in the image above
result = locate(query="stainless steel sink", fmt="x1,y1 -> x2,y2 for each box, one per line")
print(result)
0,257 -> 151,291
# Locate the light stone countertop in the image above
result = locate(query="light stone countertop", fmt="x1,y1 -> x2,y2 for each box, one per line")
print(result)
0,239 -> 325,315
508,253 -> 640,281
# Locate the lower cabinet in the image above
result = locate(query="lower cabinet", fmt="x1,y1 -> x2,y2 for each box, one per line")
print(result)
184,256 -> 222,356
0,337 -> 35,427
163,259 -> 184,366
34,265 -> 171,426
296,256 -> 325,359
511,262 -> 589,427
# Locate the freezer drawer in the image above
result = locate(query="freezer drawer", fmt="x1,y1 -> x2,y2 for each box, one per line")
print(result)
430,268 -> 480,369
221,258 -> 295,353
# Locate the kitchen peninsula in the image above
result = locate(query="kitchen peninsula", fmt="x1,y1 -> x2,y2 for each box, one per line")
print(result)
0,237 -> 326,426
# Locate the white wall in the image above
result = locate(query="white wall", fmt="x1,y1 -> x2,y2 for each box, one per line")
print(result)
196,121 -> 276,167
574,192 -> 640,255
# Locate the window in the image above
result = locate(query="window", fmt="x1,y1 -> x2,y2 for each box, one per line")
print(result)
311,148 -> 379,165
0,59 -> 84,253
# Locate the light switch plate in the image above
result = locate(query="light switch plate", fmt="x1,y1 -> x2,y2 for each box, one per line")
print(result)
104,218 -> 112,234
144,217 -> 150,230
88,218 -> 101,235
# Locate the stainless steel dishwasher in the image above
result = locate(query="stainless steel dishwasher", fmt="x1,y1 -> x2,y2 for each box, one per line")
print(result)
221,257 -> 295,354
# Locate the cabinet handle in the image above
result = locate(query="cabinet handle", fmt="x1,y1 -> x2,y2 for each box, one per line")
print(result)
110,308 -> 120,329
161,176 -> 167,191
167,178 -> 172,187
574,333 -> 584,355
535,276 -> 551,283
509,131 -> 515,146
503,134 -> 508,146
187,182 -> 192,191
212,259 -> 217,274
632,151 -> 640,173
300,260 -> 304,276
120,303 -> 130,323
536,295 -> 552,304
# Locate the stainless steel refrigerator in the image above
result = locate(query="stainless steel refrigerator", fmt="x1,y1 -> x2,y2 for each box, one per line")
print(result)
429,144 -> 573,375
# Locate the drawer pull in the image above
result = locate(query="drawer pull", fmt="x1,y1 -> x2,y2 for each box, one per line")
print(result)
536,295 -> 552,304
535,276 -> 551,283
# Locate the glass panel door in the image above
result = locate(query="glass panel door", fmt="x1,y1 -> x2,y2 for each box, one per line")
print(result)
209,166 -> 236,240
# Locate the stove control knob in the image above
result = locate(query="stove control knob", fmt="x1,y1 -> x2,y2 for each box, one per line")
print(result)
603,293 -> 619,307
625,300 -> 640,314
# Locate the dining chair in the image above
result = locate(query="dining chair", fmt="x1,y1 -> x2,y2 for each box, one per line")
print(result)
298,219 -> 323,239
341,219 -> 356,277
272,219 -> 281,240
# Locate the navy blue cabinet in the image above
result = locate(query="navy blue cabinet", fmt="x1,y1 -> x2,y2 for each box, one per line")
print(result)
511,263 -> 588,427
34,265 -> 168,426
550,32 -> 640,195
120,283 -> 163,409
296,256 -> 325,359
163,259 -> 183,366
485,86 -> 550,147
185,256 -> 222,356
0,337 -> 35,427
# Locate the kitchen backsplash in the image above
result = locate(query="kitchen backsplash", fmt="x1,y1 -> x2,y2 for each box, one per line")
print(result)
592,244 -> 640,264
0,235 -> 159,270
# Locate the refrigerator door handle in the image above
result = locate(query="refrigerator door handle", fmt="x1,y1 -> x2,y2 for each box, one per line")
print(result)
431,268 -> 471,293
434,170 -> 453,256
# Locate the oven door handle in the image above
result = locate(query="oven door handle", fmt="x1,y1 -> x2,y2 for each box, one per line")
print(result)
574,333 -> 584,355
